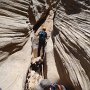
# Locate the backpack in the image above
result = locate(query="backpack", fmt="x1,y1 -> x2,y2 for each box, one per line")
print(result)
39,31 -> 47,42
50,84 -> 66,90
50,84 -> 59,90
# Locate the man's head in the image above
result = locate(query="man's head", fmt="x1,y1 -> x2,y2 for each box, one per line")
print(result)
36,79 -> 51,90
42,27 -> 46,31
40,79 -> 51,89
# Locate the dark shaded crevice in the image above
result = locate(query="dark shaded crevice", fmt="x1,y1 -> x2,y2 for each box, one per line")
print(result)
51,26 -> 60,43
28,0 -> 59,31
0,2 -> 28,12
28,4 -> 36,25
0,13 -> 12,17
61,0 -> 81,15
54,47 -> 78,90
37,0 -> 46,4
28,0 -> 52,30
0,6 -> 28,17
24,65 -> 31,90
43,54 -> 47,79
85,0 -> 90,5
60,0 -> 90,15
10,0 -> 29,6
33,7 -> 51,33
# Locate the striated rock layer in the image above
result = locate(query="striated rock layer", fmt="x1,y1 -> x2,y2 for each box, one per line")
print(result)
0,0 -> 31,90
52,0 -> 90,90
0,0 -> 90,90
0,0 -> 53,90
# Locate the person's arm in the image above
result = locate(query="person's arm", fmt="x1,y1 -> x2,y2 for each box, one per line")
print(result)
61,85 -> 66,90
46,32 -> 50,39
35,32 -> 39,36
35,31 -> 41,37
46,32 -> 47,39
49,87 -> 52,90
45,33 -> 47,39
58,85 -> 62,90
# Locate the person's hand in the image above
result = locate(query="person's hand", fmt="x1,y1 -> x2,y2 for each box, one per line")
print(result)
58,85 -> 62,90
45,41 -> 47,45
49,87 -> 52,90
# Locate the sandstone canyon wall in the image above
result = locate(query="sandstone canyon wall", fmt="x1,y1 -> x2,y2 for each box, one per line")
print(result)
0,0 -> 32,90
0,0 -> 51,90
0,0 -> 90,90
52,0 -> 90,90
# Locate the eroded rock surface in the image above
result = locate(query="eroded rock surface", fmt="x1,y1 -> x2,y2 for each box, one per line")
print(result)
52,0 -> 90,90
0,0 -> 31,90
0,0 -> 52,90
0,0 -> 90,90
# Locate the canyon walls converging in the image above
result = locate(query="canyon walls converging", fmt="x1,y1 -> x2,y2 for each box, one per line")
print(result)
0,0 -> 90,90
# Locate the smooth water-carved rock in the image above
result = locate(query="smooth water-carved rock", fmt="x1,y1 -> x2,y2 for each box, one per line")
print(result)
0,0 -> 52,90
0,0 -> 31,90
0,0 -> 30,61
0,0 -> 90,90
52,0 -> 90,90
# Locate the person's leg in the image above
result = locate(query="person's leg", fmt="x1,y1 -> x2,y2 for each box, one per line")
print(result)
42,42 -> 45,57
39,62 -> 42,75
38,42 -> 42,57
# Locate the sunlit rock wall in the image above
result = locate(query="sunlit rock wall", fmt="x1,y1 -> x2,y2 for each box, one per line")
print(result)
0,0 -> 54,90
0,0 -> 90,90
0,0 -> 53,63
0,0 -> 31,90
0,0 -> 30,61
53,0 -> 90,90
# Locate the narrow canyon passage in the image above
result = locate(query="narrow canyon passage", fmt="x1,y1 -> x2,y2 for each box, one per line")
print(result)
24,10 -> 56,90
0,0 -> 90,90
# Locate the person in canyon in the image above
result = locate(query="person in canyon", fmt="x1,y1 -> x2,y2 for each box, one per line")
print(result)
30,57 -> 44,75
49,83 -> 66,90
36,79 -> 51,90
37,27 -> 47,57
36,79 -> 66,90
